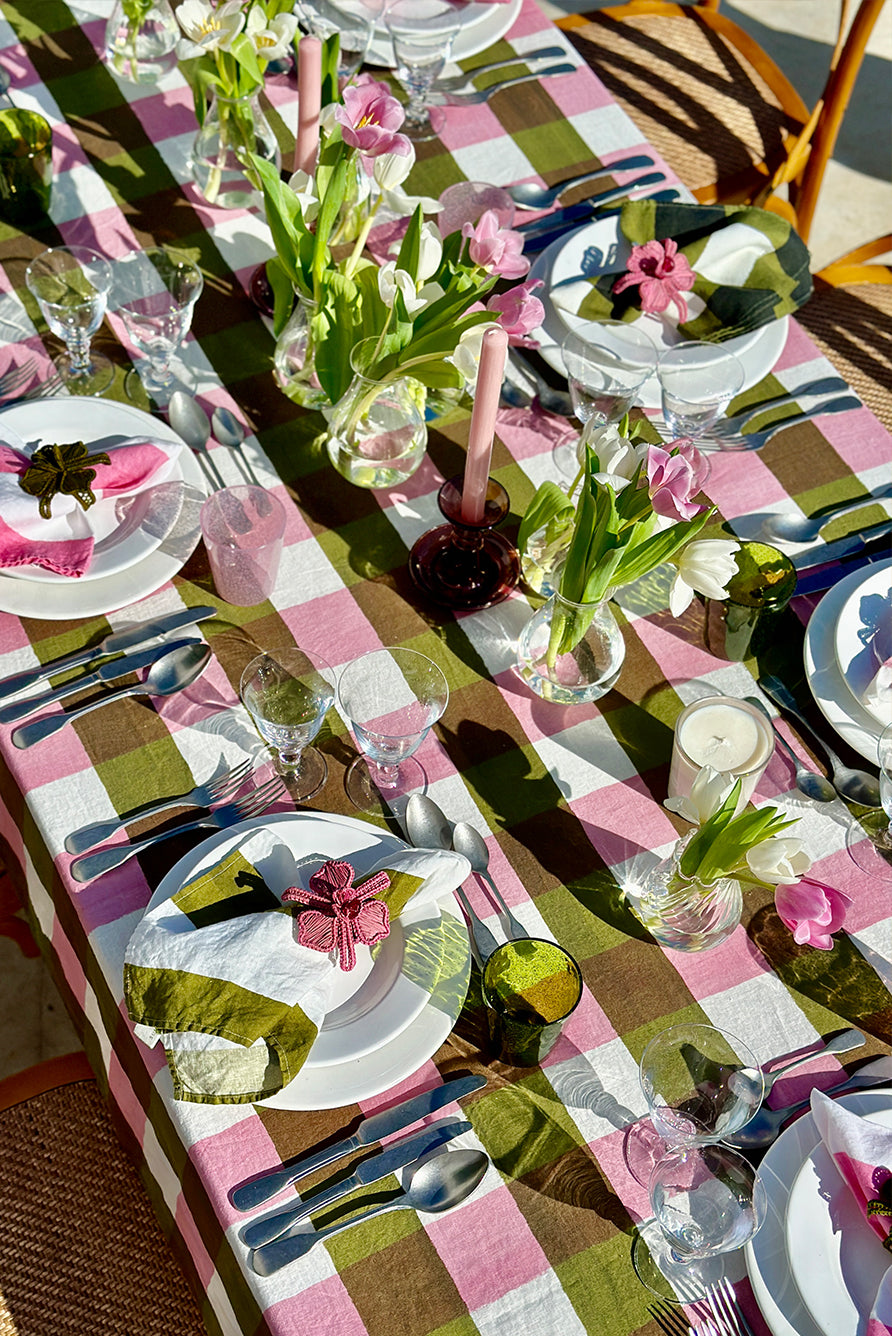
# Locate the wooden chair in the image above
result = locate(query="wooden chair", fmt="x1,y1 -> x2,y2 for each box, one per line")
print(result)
0,1053 -> 207,1336
557,0 -> 885,242
796,235 -> 892,432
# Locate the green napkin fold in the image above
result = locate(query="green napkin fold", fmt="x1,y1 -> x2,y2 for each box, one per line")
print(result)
573,201 -> 813,343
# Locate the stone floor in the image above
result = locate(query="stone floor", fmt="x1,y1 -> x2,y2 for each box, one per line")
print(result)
1,0 -> 890,1083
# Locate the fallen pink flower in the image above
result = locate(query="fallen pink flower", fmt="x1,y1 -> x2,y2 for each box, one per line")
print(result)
646,442 -> 706,521
335,77 -> 411,159
284,859 -> 390,971
487,279 -> 545,346
774,878 -> 852,951
613,238 -> 695,322
462,209 -> 529,280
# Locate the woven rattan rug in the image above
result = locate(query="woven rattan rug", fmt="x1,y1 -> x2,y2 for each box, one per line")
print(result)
0,1078 -> 206,1336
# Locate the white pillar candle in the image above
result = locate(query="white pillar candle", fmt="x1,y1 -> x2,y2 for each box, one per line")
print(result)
668,696 -> 774,808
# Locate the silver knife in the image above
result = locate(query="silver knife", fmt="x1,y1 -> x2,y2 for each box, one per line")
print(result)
517,171 -> 668,239
430,63 -> 577,104
243,1117 -> 472,1250
230,1073 -> 484,1212
0,637 -> 201,725
791,518 -> 892,572
794,548 -> 888,596
0,605 -> 217,701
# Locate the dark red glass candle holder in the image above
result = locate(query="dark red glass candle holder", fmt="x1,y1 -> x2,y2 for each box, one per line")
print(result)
408,476 -> 519,610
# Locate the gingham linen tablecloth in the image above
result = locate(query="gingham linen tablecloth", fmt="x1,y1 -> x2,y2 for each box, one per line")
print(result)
0,4 -> 890,1336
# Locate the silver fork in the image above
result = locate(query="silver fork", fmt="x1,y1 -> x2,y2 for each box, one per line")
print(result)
700,396 -> 861,451
435,46 -> 566,92
703,1279 -> 756,1336
710,377 -> 849,436
64,759 -> 255,855
430,64 -> 576,105
0,358 -> 36,399
69,775 -> 287,883
21,372 -> 64,399
648,1300 -> 722,1336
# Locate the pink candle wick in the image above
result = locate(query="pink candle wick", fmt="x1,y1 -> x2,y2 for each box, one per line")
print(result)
461,325 -> 508,524
295,36 -> 322,177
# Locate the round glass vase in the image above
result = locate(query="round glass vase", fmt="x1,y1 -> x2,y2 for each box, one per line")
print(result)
515,588 -> 625,704
626,834 -> 744,952
103,0 -> 178,83
191,88 -> 280,210
273,292 -> 329,410
324,340 -> 428,489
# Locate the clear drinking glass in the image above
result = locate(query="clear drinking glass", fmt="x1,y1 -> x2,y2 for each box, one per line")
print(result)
657,341 -> 746,442
25,245 -> 113,395
294,0 -> 374,80
385,0 -> 463,141
240,647 -> 336,798
338,646 -> 449,810
633,1143 -> 767,1299
115,246 -> 204,405
553,321 -> 656,479
640,1023 -> 764,1147
847,721 -> 892,879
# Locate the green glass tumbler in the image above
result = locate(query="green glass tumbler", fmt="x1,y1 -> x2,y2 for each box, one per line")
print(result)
482,938 -> 583,1066
705,540 -> 796,661
0,109 -> 52,227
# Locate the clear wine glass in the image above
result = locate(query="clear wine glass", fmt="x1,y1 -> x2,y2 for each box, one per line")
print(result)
25,245 -> 113,395
338,646 -> 449,811
385,0 -> 463,142
847,721 -> 892,879
632,1143 -> 768,1300
240,647 -> 336,798
115,246 -> 204,405
657,341 -> 745,444
640,1023 -> 764,1148
294,0 -> 374,81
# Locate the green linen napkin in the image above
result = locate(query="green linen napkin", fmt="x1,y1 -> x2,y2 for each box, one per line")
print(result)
123,832 -> 470,1104
568,201 -> 813,343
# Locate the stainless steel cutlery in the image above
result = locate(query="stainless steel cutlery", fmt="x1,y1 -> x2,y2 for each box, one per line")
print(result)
516,171 -> 667,239
758,674 -> 881,806
763,480 -> 892,544
0,359 -> 36,400
508,153 -> 655,209
700,396 -> 862,451
709,376 -> 849,437
435,46 -> 566,94
789,516 -> 892,572
430,63 -> 576,105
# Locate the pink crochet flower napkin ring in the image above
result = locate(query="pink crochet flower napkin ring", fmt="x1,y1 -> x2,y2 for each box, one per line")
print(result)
283,859 -> 391,972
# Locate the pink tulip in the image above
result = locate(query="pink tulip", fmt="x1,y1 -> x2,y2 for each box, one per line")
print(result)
461,210 -> 529,280
486,279 -> 545,346
613,238 -> 695,322
774,878 -> 852,951
646,442 -> 707,521
335,76 -> 411,159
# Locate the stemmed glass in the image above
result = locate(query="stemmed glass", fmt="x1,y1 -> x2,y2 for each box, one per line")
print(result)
657,341 -> 745,444
295,0 -> 374,81
338,646 -> 449,811
385,0 -> 463,142
632,1143 -> 768,1299
115,246 -> 204,405
847,721 -> 892,878
240,648 -> 336,799
25,245 -> 113,395
639,1024 -> 764,1149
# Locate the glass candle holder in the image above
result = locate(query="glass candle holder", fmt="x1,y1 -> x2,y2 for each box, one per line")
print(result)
705,540 -> 797,661
668,695 -> 774,808
408,476 -> 520,610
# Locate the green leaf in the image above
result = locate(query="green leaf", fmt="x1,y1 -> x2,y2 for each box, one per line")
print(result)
267,257 -> 295,338
230,33 -> 264,89
396,206 -> 424,283
517,481 -> 575,552
320,33 -> 340,105
251,155 -> 308,286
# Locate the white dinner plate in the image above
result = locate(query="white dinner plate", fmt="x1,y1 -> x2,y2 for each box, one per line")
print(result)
746,1089 -> 892,1336
528,218 -> 789,409
0,397 -> 186,585
148,811 -> 469,1089
0,400 -> 205,620
832,566 -> 892,726
803,559 -> 891,763
784,1103 -> 892,1336
367,0 -> 523,66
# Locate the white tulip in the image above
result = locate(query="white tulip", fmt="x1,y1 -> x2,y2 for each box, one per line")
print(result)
286,168 -> 319,223
670,538 -> 740,616
665,765 -> 735,825
176,0 -> 243,55
377,262 -> 425,313
245,9 -> 298,63
416,222 -> 443,283
746,837 -> 812,885
373,148 -> 415,193
452,324 -> 494,386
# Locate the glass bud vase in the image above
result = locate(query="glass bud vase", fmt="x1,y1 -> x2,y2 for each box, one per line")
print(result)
515,588 -> 625,704
273,293 -> 328,410
625,834 -> 744,952
325,340 -> 427,489
191,89 -> 280,210
103,0 -> 178,83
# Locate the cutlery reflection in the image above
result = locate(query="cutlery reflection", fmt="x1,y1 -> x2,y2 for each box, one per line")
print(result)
65,757 -> 254,855
763,481 -> 892,545
507,152 -> 655,210
435,46 -> 566,92
724,1056 -> 892,1149
758,674 -> 881,806
429,63 -> 576,105
709,376 -> 849,437
69,775 -> 287,882
250,1147 -> 488,1276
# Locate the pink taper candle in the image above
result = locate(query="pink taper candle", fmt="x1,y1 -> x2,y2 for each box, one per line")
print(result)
461,325 -> 508,524
295,36 -> 322,177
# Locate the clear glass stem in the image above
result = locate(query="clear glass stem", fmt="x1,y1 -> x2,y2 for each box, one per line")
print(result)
371,759 -> 400,789
66,332 -> 92,374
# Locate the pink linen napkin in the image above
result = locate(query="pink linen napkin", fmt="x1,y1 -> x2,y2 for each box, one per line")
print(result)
0,436 -> 181,577
811,1089 -> 892,1335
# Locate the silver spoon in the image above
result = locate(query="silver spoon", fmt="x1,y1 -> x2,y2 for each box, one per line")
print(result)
508,349 -> 573,417
251,1148 -> 489,1276
451,822 -> 527,941
759,675 -> 881,807
169,391 -> 226,491
724,1055 -> 892,1149
744,696 -> 838,803
507,152 -> 655,210
405,794 -> 500,968
758,1027 -> 864,1098
763,481 -> 892,545
12,642 -> 212,749
211,405 -> 263,489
